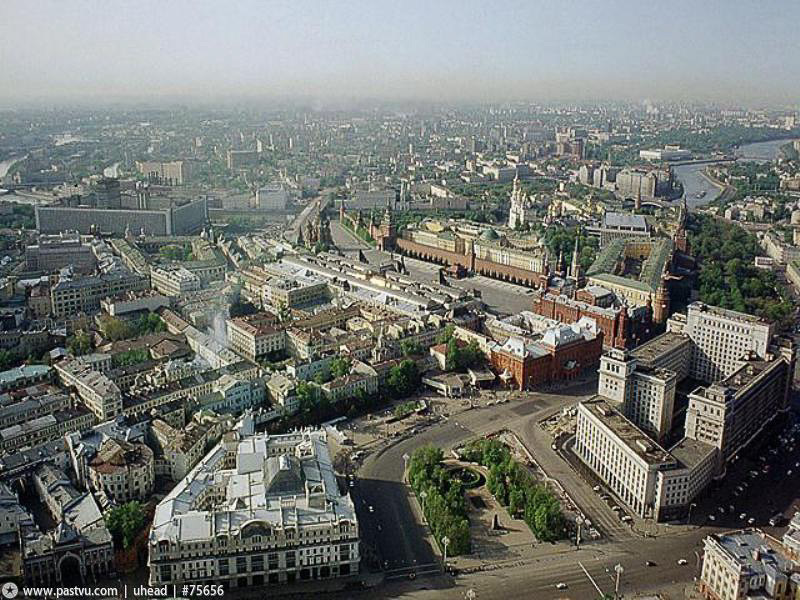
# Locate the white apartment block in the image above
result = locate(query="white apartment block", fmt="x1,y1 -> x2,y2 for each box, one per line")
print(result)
150,265 -> 202,297
575,398 -> 715,521
195,374 -> 267,415
700,530 -> 798,600
266,373 -> 298,414
136,160 -> 191,185
148,427 -> 359,588
50,270 -> 149,317
227,315 -> 286,362
150,414 -> 230,482
682,302 -> 773,383
55,358 -> 122,421
320,362 -> 379,403
262,276 -> 329,309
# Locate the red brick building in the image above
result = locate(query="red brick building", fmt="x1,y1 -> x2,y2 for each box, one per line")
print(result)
531,289 -> 654,350
490,321 -> 604,390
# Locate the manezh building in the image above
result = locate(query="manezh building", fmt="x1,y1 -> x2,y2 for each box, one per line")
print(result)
148,421 -> 359,589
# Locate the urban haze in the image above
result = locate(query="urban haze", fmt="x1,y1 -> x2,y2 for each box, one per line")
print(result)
0,2 -> 799,600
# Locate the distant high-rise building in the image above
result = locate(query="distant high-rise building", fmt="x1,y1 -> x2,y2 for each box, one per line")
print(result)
94,178 -> 121,208
135,160 -> 192,185
255,185 -> 289,211
227,149 -> 259,170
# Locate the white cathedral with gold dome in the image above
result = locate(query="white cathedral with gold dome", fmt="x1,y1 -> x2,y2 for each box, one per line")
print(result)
508,174 -> 533,229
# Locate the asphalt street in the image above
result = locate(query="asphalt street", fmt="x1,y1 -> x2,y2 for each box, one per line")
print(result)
349,386 -> 716,599
330,219 -> 372,252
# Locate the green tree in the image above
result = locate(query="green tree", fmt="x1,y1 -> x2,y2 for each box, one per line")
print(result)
509,488 -> 525,516
0,349 -> 16,370
407,446 -> 471,556
689,213 -> 793,324
67,330 -> 92,356
387,359 -> 421,398
330,357 -> 351,379
400,339 -> 422,356
276,300 -> 292,324
446,338 -> 484,372
296,381 -> 319,414
105,501 -> 146,549
113,348 -> 150,367
99,316 -> 134,341
436,324 -> 455,344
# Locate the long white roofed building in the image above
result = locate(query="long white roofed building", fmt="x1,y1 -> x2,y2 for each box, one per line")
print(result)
148,424 -> 359,589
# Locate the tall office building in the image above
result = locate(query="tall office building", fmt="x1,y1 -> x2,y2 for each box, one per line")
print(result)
136,160 -> 192,185
95,178 -> 121,208
578,301 -> 794,522
598,349 -> 677,442
574,398 -> 717,521
679,302 -> 774,382
685,352 -> 793,462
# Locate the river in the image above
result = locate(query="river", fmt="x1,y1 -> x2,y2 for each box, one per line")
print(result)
673,138 -> 797,208
734,138 -> 796,162
672,163 -> 725,209
0,155 -> 25,179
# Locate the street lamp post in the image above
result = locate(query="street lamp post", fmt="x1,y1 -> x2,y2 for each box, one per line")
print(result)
614,564 -> 624,599
420,490 -> 428,517
687,502 -> 697,526
402,453 -> 410,483
575,515 -> 584,550
441,535 -> 450,572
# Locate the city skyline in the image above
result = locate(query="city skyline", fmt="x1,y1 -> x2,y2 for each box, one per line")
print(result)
2,0 -> 800,107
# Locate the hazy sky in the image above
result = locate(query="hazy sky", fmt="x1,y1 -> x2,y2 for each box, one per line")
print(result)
2,0 -> 799,106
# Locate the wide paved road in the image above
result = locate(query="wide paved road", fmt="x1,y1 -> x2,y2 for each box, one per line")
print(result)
330,219 -> 372,252
353,386 -> 709,599
285,190 -> 333,243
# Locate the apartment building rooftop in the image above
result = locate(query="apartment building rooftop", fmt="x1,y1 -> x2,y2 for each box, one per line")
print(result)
695,356 -> 786,401
0,365 -> 52,388
88,438 -> 152,475
121,361 -> 254,410
603,212 -> 649,232
150,429 -> 357,544
630,331 -> 691,366
707,529 -> 795,579
229,313 -> 282,336
688,301 -> 770,325
582,397 -> 674,466
668,437 -> 717,470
